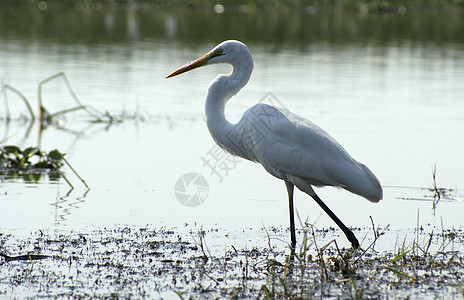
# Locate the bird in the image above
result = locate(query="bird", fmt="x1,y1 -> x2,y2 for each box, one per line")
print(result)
167,40 -> 382,249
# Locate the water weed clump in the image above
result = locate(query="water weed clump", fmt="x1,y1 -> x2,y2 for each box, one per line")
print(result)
0,145 -> 87,189
0,146 -> 64,177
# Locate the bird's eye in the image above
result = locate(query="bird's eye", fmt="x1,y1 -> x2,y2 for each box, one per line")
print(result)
215,49 -> 223,56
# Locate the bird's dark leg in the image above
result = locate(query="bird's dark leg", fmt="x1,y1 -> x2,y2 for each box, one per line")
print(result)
285,181 -> 296,249
309,188 -> 360,249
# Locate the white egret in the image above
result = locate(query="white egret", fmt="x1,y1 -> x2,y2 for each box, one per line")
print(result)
167,40 -> 382,249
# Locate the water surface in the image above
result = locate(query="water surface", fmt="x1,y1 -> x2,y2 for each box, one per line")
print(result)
1,8 -> 463,246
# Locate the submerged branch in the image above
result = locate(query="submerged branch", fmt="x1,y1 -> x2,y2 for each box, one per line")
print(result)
0,253 -> 50,262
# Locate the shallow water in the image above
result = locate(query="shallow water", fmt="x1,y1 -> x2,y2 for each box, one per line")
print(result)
1,8 -> 464,248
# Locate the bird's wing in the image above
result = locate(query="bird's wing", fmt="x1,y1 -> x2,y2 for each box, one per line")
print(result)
234,103 -> 382,202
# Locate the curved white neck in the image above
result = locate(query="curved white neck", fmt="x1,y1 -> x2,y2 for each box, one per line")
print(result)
205,58 -> 253,155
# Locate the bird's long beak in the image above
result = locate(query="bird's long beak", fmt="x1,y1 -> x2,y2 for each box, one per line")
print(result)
166,51 -> 216,78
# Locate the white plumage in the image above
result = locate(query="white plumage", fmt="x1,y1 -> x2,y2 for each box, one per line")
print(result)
168,40 -> 382,249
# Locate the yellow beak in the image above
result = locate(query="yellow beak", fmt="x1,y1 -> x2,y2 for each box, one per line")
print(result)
167,48 -> 224,78
166,52 -> 214,78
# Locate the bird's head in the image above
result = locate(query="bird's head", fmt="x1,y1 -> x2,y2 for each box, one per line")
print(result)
166,40 -> 251,78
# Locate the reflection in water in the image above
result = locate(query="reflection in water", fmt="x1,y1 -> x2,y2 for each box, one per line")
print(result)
165,14 -> 178,39
0,172 -> 61,185
127,3 -> 139,40
0,8 -> 463,47
52,188 -> 89,227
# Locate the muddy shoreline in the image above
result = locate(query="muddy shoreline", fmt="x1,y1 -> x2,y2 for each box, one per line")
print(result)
1,225 -> 462,299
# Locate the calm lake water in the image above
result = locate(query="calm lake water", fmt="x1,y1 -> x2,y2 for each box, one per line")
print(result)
1,7 -> 463,247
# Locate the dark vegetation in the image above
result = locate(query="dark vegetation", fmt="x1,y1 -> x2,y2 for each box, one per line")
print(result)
1,0 -> 463,14
0,146 -> 63,177
1,73 -> 108,188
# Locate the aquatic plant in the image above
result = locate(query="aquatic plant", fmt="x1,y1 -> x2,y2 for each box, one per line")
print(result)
0,145 -> 63,174
1,72 -> 147,127
2,72 -> 108,125
0,145 -> 88,189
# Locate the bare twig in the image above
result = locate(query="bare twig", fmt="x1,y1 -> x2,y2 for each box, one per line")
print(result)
63,156 -> 89,189
51,162 -> 74,190
353,224 -> 390,264
38,72 -> 105,121
310,226 -> 327,281
432,164 -> 440,214
370,215 -> 377,239
3,84 -> 36,120
261,221 -> 273,254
